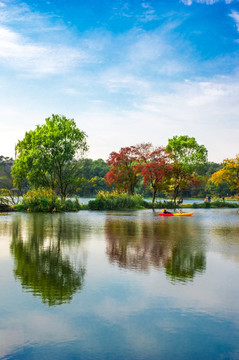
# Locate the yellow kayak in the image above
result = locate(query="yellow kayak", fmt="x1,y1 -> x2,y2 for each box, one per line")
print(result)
159,211 -> 194,217
173,212 -> 194,216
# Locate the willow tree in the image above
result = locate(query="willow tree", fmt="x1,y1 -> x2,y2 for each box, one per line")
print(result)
11,114 -> 88,198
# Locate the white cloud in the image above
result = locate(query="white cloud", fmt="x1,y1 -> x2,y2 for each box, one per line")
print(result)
229,10 -> 239,31
140,2 -> 158,22
99,69 -> 150,94
0,25 -> 89,76
181,0 -> 234,4
127,75 -> 239,161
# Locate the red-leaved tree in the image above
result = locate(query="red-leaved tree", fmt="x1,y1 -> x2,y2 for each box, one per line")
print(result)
105,146 -> 143,195
137,145 -> 173,203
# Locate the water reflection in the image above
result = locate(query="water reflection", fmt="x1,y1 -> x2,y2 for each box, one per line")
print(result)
105,216 -> 206,283
10,214 -> 86,306
209,213 -> 239,263
165,244 -> 206,283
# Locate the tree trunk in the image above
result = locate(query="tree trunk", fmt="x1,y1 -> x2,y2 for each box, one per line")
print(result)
173,185 -> 179,207
152,187 -> 156,204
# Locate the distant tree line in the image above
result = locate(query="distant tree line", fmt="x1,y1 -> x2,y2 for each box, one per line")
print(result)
1,154 -> 233,199
0,114 -> 238,204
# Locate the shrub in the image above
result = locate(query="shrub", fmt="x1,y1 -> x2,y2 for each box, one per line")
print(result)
183,200 -> 239,209
16,190 -> 83,213
88,191 -> 145,210
204,201 -> 211,208
17,188 -> 62,212
63,198 -> 81,212
210,200 -> 238,208
156,200 -> 176,209
192,202 -> 199,208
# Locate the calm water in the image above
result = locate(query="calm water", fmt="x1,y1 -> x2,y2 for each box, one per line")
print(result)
0,209 -> 239,360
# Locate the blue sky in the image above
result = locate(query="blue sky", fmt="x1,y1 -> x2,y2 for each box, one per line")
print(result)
0,0 -> 239,162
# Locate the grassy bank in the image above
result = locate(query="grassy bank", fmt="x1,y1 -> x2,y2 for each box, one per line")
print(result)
182,200 -> 239,209
1,189 -> 238,213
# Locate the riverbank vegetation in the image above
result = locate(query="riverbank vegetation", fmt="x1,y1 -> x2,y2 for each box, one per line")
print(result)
88,191 -> 147,210
14,189 -> 81,213
0,114 -> 238,212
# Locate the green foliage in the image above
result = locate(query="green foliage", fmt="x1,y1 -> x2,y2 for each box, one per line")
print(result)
154,200 -> 176,209
196,162 -> 222,176
16,189 -> 82,212
88,191 -> 145,210
166,135 -> 208,204
78,158 -> 109,179
64,198 -> 81,211
166,135 -> 208,171
77,176 -> 109,197
184,201 -> 239,209
76,158 -> 110,196
0,157 -> 13,189
11,114 -> 88,198
17,189 -> 62,212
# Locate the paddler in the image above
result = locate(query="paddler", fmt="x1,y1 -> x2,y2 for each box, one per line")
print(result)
163,208 -> 172,214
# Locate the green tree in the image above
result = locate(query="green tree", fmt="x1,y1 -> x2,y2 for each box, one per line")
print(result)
166,135 -> 208,204
76,158 -> 109,196
11,114 -> 88,198
0,156 -> 14,189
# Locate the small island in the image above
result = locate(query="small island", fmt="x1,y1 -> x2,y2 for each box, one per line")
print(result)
0,114 -> 238,212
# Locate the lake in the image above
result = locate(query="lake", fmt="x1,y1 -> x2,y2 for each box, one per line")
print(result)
0,209 -> 239,360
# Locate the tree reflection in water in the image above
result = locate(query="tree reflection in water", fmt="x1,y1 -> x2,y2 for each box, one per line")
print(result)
10,214 -> 86,306
105,216 -> 206,283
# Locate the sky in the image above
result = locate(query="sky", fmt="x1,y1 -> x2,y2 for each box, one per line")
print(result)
0,0 -> 239,163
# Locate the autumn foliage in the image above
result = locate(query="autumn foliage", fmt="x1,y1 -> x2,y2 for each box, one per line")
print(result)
105,137 -> 209,204
105,144 -> 173,203
105,146 -> 142,195
139,147 -> 173,204
210,154 -> 239,194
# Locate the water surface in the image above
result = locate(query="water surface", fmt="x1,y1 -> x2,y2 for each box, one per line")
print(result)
0,209 -> 239,359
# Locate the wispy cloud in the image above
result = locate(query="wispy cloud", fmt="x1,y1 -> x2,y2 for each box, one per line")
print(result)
0,1 -> 107,76
0,0 -> 238,162
99,69 -> 150,94
128,73 -> 239,161
140,2 -> 158,22
181,0 -> 234,5
0,26 -> 88,76
112,1 -> 158,22
229,10 -> 239,31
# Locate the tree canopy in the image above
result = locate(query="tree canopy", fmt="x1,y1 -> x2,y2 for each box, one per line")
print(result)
166,135 -> 208,204
105,146 -> 142,195
166,135 -> 208,171
11,114 -> 88,198
210,154 -> 239,195
136,144 -> 173,203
